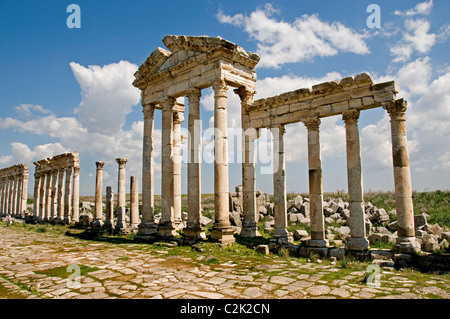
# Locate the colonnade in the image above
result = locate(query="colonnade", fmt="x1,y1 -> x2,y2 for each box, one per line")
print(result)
0,164 -> 29,217
32,152 -> 80,224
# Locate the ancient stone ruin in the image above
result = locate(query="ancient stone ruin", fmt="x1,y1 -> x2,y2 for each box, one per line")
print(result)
132,35 -> 420,255
0,164 -> 29,218
32,152 -> 80,225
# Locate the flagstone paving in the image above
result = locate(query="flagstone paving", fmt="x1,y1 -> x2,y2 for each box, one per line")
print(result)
0,223 -> 449,299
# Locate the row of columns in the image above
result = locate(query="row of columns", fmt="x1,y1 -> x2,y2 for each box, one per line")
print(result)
0,164 -> 29,217
33,153 -> 80,224
262,100 -> 418,253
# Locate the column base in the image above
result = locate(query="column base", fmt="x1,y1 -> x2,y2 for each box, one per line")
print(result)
136,222 -> 158,236
240,226 -> 261,238
272,227 -> 293,243
183,227 -> 207,241
158,223 -> 177,238
211,225 -> 235,244
395,237 -> 421,254
306,239 -> 329,248
346,237 -> 370,251
92,219 -> 104,230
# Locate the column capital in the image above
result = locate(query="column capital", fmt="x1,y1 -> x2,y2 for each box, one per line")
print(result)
186,88 -> 202,102
342,109 -> 360,125
96,161 -> 105,170
65,167 -> 73,174
116,158 -> 128,168
270,124 -> 285,136
142,104 -> 155,119
173,110 -> 184,124
161,97 -> 177,111
303,117 -> 321,131
384,99 -> 407,120
212,79 -> 228,97
73,166 -> 80,174
234,86 -> 256,106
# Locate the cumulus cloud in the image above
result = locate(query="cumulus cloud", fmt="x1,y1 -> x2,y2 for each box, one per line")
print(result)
217,4 -> 369,68
394,0 -> 433,16
70,60 -> 141,135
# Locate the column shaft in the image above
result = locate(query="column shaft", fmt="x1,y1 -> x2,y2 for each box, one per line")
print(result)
159,98 -> 177,237
184,89 -> 205,240
115,158 -> 128,232
94,162 -> 105,222
63,167 -> 73,224
173,111 -> 184,228
104,186 -> 114,231
72,166 -> 80,223
211,80 -> 235,244
50,170 -> 58,221
56,168 -> 65,223
304,118 -> 327,247
44,172 -> 52,221
130,176 -> 139,228
385,100 -> 420,253
137,105 -> 158,237
272,125 -> 289,241
343,110 -> 369,251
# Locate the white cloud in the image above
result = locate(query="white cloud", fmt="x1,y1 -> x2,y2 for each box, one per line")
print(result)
70,60 -> 141,135
217,5 -> 369,68
394,0 -> 433,16
10,142 -> 70,164
14,104 -> 54,118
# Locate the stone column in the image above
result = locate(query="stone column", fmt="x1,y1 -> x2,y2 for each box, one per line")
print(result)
130,176 -> 139,229
56,168 -> 65,223
104,186 -> 114,232
72,165 -> 80,223
33,167 -> 41,219
50,169 -> 58,221
0,179 -> 5,216
38,170 -> 46,221
211,79 -> 235,244
21,170 -> 28,216
44,171 -> 52,221
94,161 -> 105,227
343,110 -> 369,251
63,167 -> 73,224
236,87 -> 260,238
11,176 -> 17,217
184,88 -> 205,240
272,125 -> 290,242
15,176 -> 22,217
115,158 -> 128,232
384,99 -> 420,253
137,105 -> 158,238
6,178 -> 13,216
303,117 -> 328,248
159,98 -> 177,238
173,111 -> 184,229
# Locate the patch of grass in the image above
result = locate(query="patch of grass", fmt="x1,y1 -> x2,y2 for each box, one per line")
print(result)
35,265 -> 100,279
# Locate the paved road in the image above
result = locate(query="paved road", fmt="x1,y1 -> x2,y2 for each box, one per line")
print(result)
0,223 -> 449,299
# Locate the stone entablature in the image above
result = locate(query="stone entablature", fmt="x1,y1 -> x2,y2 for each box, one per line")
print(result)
0,163 -> 29,217
33,152 -> 80,224
247,74 -> 397,129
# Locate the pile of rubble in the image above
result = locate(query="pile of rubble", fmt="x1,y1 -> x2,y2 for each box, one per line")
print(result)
228,187 -> 450,253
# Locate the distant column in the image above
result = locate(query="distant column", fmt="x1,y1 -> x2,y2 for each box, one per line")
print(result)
384,99 -> 420,253
130,176 -> 139,229
44,171 -> 52,222
15,176 -> 22,217
303,117 -> 328,248
33,166 -> 41,219
343,110 -> 369,251
72,165 -> 80,223
56,168 -> 65,223
115,158 -> 128,232
11,176 -> 17,217
94,161 -> 105,227
38,170 -> 46,221
63,167 -> 73,224
50,169 -> 58,221
104,186 -> 114,232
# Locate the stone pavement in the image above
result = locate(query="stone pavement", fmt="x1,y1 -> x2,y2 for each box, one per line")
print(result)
0,223 -> 449,299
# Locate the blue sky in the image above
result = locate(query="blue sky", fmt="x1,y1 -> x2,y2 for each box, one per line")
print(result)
0,0 -> 449,196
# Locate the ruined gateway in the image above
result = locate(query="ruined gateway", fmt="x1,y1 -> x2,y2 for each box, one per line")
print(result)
131,35 -> 420,254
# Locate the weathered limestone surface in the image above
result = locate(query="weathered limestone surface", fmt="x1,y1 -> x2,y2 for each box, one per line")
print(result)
93,161 -> 105,228
115,158 -> 128,233
130,176 -> 139,229
0,164 -> 28,217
